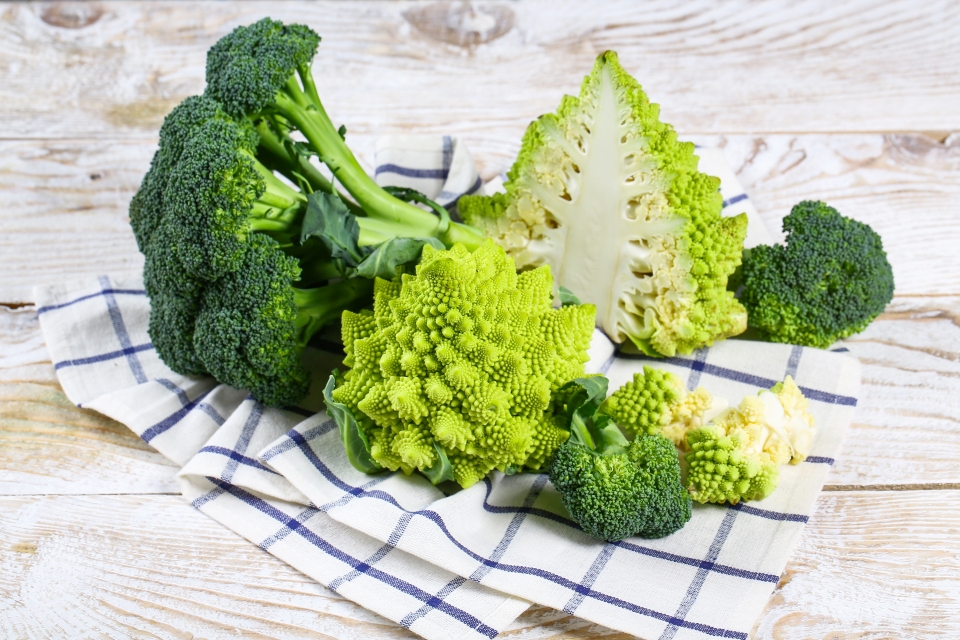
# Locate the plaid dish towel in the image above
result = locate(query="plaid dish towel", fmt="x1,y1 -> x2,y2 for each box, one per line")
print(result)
34,139 -> 854,640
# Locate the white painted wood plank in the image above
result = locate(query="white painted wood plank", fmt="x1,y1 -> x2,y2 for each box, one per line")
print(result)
1,1 -> 959,140
1,133 -> 957,302
0,494 -> 629,639
4,492 -> 958,639
0,306 -> 179,496
754,490 -> 960,638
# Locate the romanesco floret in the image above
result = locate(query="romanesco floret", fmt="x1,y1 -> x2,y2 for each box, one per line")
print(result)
332,240 -> 596,488
600,366 -> 728,446
684,375 -> 816,503
459,51 -> 747,357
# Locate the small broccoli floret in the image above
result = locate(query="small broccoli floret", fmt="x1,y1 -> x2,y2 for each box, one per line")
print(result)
194,234 -> 373,407
204,18 -> 485,251
165,116 -> 308,281
600,366 -> 728,446
739,200 -> 894,348
331,240 -> 596,488
684,376 -> 816,503
130,95 -> 234,252
549,377 -> 691,542
460,51 -> 747,357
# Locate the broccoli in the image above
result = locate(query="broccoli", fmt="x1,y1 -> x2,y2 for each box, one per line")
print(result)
459,51 -> 747,357
684,376 -> 816,504
131,20 -> 498,407
194,233 -> 372,407
549,377 -> 692,542
739,200 -> 894,348
204,18 -> 486,251
600,366 -> 728,447
329,240 -> 596,488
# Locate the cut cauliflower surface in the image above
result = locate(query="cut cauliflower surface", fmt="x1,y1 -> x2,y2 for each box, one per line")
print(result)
332,241 -> 596,488
460,51 -> 747,357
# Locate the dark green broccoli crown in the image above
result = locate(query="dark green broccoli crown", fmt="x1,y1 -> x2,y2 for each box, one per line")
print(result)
549,433 -> 691,542
205,18 -> 320,119
193,233 -> 309,408
740,200 -> 894,348
143,219 -> 208,375
130,95 -> 232,251
164,117 -> 266,281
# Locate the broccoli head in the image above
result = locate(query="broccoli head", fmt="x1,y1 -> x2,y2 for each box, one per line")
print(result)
194,233 -> 372,407
739,200 -> 894,348
204,18 -> 485,250
600,366 -> 728,446
164,116 -> 308,281
549,376 -> 692,542
330,240 -> 596,488
459,51 -> 747,357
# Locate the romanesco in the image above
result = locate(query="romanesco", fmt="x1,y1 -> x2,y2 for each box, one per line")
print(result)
330,240 -> 596,488
600,366 -> 728,446
685,375 -> 816,504
459,51 -> 747,357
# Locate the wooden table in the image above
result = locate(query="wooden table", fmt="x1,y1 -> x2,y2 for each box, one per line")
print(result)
2,1 -> 958,637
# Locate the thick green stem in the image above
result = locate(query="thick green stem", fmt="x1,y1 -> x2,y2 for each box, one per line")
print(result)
275,75 -> 487,250
292,277 -> 375,346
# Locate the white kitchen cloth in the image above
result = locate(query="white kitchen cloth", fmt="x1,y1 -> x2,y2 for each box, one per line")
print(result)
34,139 -> 848,640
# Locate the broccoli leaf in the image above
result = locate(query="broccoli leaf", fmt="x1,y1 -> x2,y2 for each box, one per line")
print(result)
422,443 -> 455,485
323,374 -> 384,474
558,286 -> 581,307
556,376 -> 609,448
355,237 -> 445,280
302,192 -> 367,267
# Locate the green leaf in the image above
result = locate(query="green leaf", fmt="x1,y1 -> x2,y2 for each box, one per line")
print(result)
338,125 -> 347,140
302,192 -> 368,268
383,186 -> 451,233
558,286 -> 581,306
323,374 -> 384,475
422,443 -> 454,485
556,376 -> 610,450
592,414 -> 629,455
355,237 -> 445,280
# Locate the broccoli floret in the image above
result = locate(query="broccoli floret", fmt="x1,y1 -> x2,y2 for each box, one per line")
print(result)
330,240 -> 596,488
600,366 -> 728,446
130,95 -> 234,252
684,376 -> 816,504
739,200 -> 894,348
549,376 -> 691,542
165,116 -> 308,281
194,234 -> 373,407
204,18 -> 485,250
459,51 -> 747,357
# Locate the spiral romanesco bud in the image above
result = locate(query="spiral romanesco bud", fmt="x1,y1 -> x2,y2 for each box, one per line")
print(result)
333,240 -> 596,488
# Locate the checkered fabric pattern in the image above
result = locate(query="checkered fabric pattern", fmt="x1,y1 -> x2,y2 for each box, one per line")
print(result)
34,139 -> 855,639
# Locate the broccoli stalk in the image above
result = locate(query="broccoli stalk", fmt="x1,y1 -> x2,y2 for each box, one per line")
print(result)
204,18 -> 486,250
549,377 -> 692,542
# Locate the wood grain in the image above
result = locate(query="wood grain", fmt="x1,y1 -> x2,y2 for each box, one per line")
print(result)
0,306 -> 178,496
1,1 -> 959,141
4,491 -> 958,639
1,132 -> 958,302
755,490 -> 960,638
0,494 -> 631,639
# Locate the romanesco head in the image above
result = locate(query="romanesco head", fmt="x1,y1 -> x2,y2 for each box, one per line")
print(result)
685,425 -> 780,504
600,366 -> 728,447
332,240 -> 596,488
460,51 -> 747,357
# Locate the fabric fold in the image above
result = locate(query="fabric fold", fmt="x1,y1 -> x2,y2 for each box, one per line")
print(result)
34,139 -> 856,639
